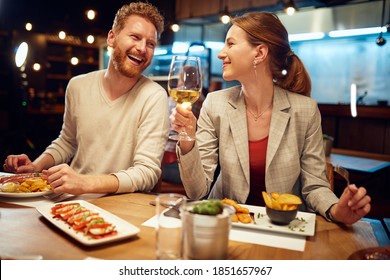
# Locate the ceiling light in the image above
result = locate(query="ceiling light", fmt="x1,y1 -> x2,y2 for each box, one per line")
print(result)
289,32 -> 325,42
284,0 -> 297,16
350,84 -> 357,118
170,22 -> 180,32
220,14 -> 231,24
32,63 -> 41,71
87,35 -> 95,44
25,22 -> 32,31
172,42 -> 189,54
376,33 -> 386,46
86,10 -> 96,20
220,5 -> 231,24
154,48 -> 168,56
329,26 -> 387,37
15,42 -> 28,68
376,0 -> 387,46
70,57 -> 79,65
58,31 -> 66,40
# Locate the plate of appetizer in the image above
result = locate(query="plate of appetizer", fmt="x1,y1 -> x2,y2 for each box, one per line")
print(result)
0,173 -> 54,198
231,204 -> 316,237
222,197 -> 316,237
36,200 -> 140,246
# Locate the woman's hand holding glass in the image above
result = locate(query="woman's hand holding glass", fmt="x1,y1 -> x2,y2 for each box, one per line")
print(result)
169,105 -> 197,151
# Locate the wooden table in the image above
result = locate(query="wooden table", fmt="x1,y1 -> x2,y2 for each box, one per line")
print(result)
0,192 -> 385,260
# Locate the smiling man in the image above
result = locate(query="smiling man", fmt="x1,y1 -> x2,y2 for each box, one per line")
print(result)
3,2 -> 170,195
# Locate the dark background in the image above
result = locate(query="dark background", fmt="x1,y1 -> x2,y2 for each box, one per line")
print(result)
0,1 -> 176,160
0,0 -> 176,44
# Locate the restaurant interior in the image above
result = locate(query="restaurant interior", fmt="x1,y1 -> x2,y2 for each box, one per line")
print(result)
0,0 -> 389,222
1,0 -> 390,264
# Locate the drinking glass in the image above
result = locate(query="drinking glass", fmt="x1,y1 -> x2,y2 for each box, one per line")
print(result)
168,55 -> 202,141
155,193 -> 186,260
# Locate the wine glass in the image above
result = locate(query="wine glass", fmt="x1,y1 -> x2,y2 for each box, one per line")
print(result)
168,55 -> 202,141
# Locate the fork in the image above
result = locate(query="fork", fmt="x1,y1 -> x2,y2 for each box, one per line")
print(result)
334,165 -> 350,186
43,192 -> 68,203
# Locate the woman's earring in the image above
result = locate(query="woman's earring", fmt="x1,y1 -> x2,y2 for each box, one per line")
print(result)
253,60 -> 258,69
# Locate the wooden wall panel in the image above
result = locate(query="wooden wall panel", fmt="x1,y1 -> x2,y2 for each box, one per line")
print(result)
176,0 -> 220,19
319,104 -> 390,156
385,123 -> 390,154
321,116 -> 337,139
336,118 -> 386,153
176,0 -> 280,19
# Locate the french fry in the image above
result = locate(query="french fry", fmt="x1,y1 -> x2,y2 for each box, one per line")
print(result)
222,198 -> 247,213
277,194 -> 302,205
25,178 -> 41,185
1,177 -> 52,193
270,192 -> 280,200
18,185 -> 30,192
237,205 -> 249,214
262,192 -> 273,208
237,213 -> 252,224
222,198 -> 251,224
262,192 -> 302,211
271,199 -> 282,210
287,205 -> 297,210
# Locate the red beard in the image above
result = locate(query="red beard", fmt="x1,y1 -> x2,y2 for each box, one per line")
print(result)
111,43 -> 151,78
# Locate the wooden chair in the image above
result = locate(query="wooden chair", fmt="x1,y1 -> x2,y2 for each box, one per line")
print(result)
151,176 -> 186,195
326,161 -> 335,192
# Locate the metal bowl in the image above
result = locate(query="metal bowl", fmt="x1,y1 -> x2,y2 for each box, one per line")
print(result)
266,206 -> 297,225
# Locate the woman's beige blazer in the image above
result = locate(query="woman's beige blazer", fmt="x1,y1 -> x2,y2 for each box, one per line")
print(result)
178,85 -> 339,217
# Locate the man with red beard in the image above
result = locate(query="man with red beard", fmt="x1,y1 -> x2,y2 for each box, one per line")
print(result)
3,2 -> 169,195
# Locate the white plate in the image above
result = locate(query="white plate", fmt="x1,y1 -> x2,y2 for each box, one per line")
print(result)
0,190 -> 53,198
232,204 -> 316,237
0,173 -> 52,198
36,200 -> 140,246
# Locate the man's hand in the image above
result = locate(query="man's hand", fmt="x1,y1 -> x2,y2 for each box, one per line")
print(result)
3,154 -> 35,173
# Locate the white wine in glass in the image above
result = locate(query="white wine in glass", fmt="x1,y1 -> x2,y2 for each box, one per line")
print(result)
168,55 -> 202,141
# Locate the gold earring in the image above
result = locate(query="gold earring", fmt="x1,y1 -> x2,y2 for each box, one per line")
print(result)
253,60 -> 258,69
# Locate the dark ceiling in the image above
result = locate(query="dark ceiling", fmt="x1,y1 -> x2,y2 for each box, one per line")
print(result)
1,0 -> 382,40
0,0 -> 175,38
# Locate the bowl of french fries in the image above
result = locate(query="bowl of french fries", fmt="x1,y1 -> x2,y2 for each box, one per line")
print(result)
262,191 -> 302,225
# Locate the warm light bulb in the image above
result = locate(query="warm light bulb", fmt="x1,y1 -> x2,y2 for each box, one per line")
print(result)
87,35 -> 95,44
87,10 -> 96,20
58,31 -> 66,40
285,7 -> 296,16
220,14 -> 230,24
70,57 -> 79,65
32,63 -> 41,71
25,23 -> 32,31
171,23 -> 180,32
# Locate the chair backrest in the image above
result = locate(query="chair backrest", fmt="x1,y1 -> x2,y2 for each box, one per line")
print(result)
325,161 -> 334,192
